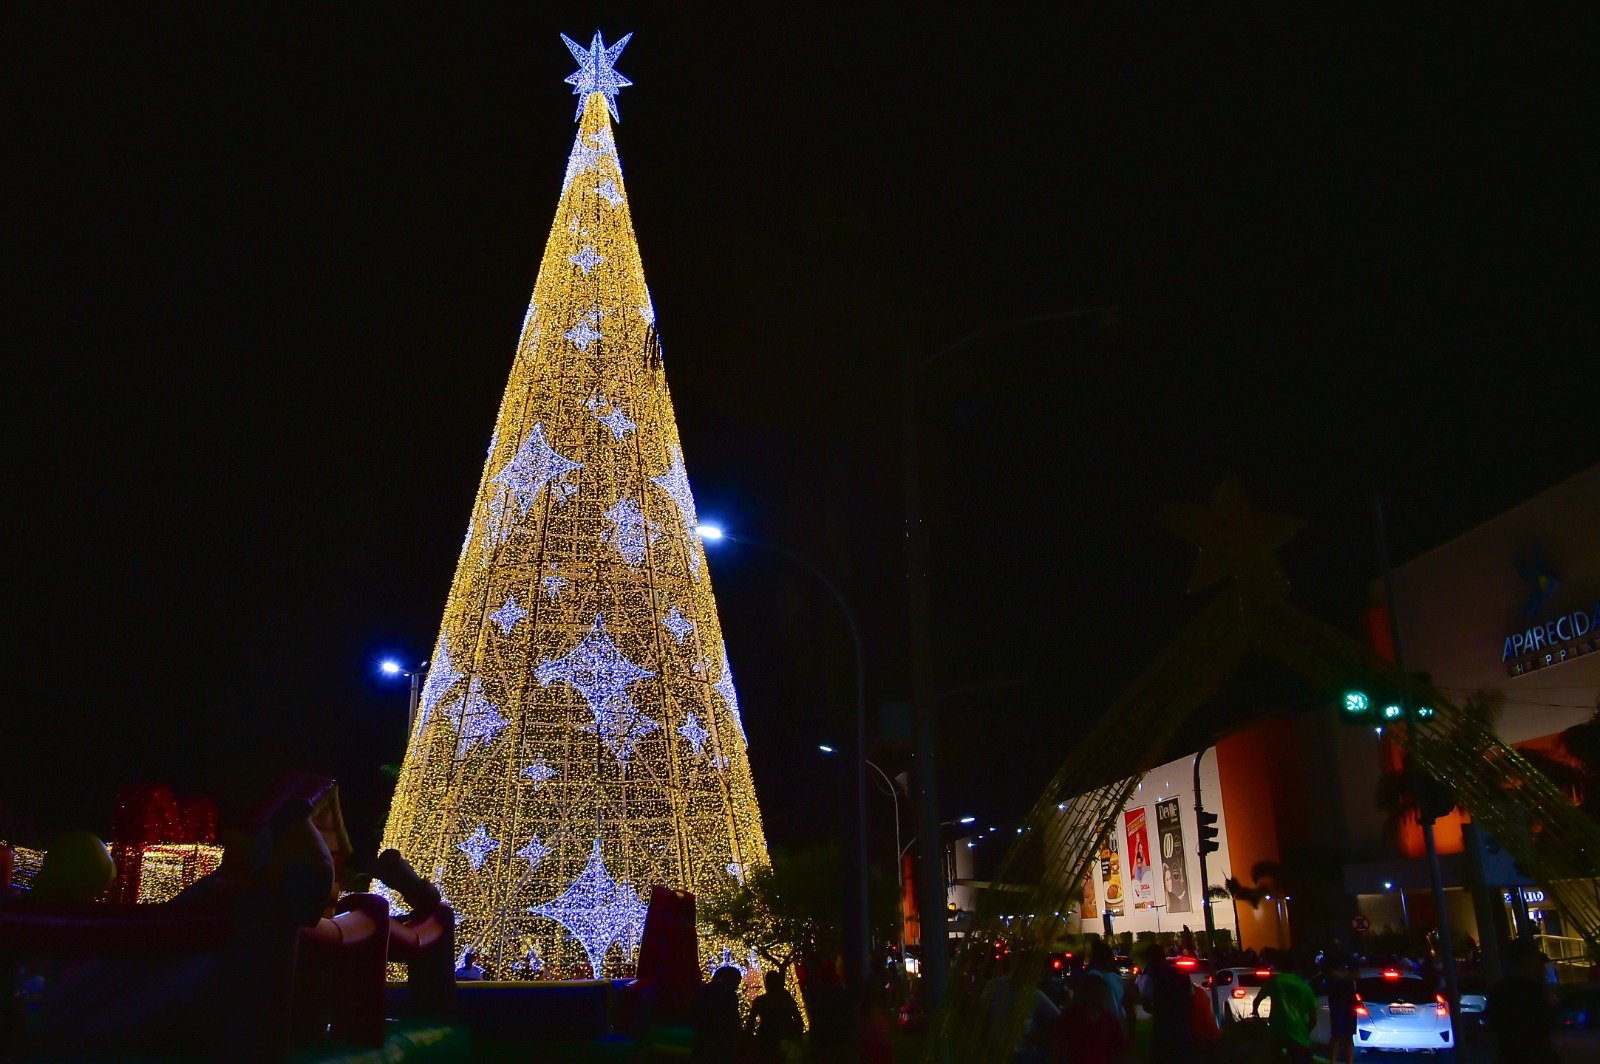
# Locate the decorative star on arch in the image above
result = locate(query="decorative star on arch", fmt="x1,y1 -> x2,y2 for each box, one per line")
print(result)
1156,476 -> 1303,596
561,31 -> 633,122
528,839 -> 648,978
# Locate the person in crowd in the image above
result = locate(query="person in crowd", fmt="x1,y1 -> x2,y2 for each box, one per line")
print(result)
1487,938 -> 1559,1063
979,952 -> 1061,1062
1253,965 -> 1316,1062
742,969 -> 803,1062
1086,940 -> 1132,1040
453,949 -> 485,980
1323,947 -> 1359,1064
691,965 -> 744,1063
1138,942 -> 1196,1062
1052,972 -> 1125,1063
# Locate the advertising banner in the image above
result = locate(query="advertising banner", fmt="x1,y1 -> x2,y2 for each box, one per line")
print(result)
1156,798 -> 1192,914
1125,807 -> 1155,909
1099,833 -> 1124,917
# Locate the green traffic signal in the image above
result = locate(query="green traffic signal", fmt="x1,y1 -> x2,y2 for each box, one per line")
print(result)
1343,691 -> 1370,717
1416,705 -> 1435,720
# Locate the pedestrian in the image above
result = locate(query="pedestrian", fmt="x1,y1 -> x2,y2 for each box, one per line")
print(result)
1051,972 -> 1126,1063
743,969 -> 803,1063
979,952 -> 1061,1062
1487,938 -> 1559,1064
1323,949 -> 1359,1064
691,965 -> 743,1063
1086,940 -> 1133,1041
1252,967 -> 1316,1062
453,949 -> 485,981
1139,942 -> 1196,1062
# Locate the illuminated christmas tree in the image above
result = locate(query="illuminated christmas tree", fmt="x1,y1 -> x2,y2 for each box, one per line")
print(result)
381,31 -> 772,979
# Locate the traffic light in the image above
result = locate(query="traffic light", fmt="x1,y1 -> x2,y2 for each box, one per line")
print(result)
1342,690 -> 1372,722
1197,809 -> 1220,855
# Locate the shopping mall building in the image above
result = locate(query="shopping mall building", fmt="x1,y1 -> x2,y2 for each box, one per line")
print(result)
946,464 -> 1597,966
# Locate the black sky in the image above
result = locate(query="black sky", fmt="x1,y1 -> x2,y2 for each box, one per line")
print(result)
5,7 -> 1596,856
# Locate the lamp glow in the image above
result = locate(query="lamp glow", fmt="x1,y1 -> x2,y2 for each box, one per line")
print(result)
380,660 -> 403,677
697,524 -> 725,541
818,744 -> 835,754
959,816 -> 976,824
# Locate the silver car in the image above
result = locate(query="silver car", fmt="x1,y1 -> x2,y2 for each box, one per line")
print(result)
1312,969 -> 1454,1053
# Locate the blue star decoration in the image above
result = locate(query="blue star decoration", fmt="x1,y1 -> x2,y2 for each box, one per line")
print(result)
561,30 -> 633,122
458,824 -> 500,872
536,614 -> 659,763
528,839 -> 649,978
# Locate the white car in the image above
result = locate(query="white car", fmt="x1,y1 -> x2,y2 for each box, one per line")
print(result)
1311,968 -> 1454,1053
1203,967 -> 1275,1023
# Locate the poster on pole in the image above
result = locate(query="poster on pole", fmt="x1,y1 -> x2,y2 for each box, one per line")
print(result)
1099,833 -> 1124,917
1125,807 -> 1156,909
1156,798 -> 1192,914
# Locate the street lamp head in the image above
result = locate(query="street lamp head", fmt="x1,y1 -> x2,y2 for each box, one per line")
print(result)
959,816 -> 976,824
1383,880 -> 1393,890
379,659 -> 403,677
818,744 -> 835,754
696,523 -> 725,542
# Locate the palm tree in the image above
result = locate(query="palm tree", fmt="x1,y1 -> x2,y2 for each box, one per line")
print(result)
1374,690 -> 1585,845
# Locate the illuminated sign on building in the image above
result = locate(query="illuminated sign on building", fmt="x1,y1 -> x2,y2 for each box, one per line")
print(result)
1503,603 -> 1599,677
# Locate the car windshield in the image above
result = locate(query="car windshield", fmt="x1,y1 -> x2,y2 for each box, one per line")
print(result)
1358,977 -> 1429,1004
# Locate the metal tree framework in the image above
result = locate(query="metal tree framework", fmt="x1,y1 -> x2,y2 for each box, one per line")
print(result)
945,479 -> 1600,1058
381,34 -> 773,979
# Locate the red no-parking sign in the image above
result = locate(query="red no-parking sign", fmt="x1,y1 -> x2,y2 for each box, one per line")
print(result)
1351,914 -> 1371,934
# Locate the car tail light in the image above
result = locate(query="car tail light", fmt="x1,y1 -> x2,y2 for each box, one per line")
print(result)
1355,994 -> 1368,1018
1435,993 -> 1448,1018
1382,968 -> 1401,980
1202,977 -> 1213,989
1175,957 -> 1196,969
1052,958 -> 1063,970
1253,969 -> 1272,977
1131,965 -> 1140,975
1232,988 -> 1247,999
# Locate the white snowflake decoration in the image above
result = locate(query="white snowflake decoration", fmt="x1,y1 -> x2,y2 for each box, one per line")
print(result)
603,497 -> 661,566
458,825 -> 500,872
650,449 -> 701,574
489,595 -> 528,636
568,244 -> 604,275
564,306 -> 605,352
523,755 -> 558,790
713,643 -> 747,746
543,562 -> 570,600
528,839 -> 648,978
452,678 -> 509,757
593,178 -> 624,207
491,423 -> 583,515
536,615 -> 659,763
661,606 -> 693,644
517,835 -> 551,872
677,711 -> 710,757
414,638 -> 464,737
560,31 -> 633,122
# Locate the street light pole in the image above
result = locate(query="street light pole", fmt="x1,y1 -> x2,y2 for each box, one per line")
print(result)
381,658 -> 430,740
900,308 -> 1117,1020
702,528 -> 871,996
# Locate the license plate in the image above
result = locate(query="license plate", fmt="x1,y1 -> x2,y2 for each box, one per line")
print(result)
1389,1004 -> 1415,1014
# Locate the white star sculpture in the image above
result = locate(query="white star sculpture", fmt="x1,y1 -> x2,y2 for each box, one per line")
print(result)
661,606 -> 693,644
603,498 -> 660,566
414,637 -> 464,737
535,615 -> 658,763
528,839 -> 648,978
491,423 -> 582,515
458,825 -> 500,872
678,711 -> 711,757
564,307 -> 604,352
586,392 -> 636,440
713,642 -> 747,746
568,244 -> 604,275
523,754 -> 558,790
517,835 -> 551,872
452,678 -> 509,758
650,448 -> 701,574
489,594 -> 528,636
561,30 -> 633,122
592,179 -> 624,207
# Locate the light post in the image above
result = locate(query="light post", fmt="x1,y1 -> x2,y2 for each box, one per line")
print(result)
380,657 -> 429,738
1385,880 -> 1412,941
699,524 -> 871,996
901,307 -> 1118,1019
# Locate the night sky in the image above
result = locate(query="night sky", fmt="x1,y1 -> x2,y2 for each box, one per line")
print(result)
7,8 -> 1596,859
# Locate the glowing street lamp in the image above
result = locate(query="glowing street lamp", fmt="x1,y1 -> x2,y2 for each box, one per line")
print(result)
379,657 -> 429,738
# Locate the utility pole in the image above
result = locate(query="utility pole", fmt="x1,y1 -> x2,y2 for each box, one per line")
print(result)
1373,495 -> 1462,1023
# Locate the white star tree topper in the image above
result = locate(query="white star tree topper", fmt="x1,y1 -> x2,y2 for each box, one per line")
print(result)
561,31 -> 633,122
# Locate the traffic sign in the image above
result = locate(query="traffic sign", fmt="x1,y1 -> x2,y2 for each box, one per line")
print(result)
1350,914 -> 1371,934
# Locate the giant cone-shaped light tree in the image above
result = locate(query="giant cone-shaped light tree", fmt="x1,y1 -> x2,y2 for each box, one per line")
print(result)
381,32 -> 771,979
